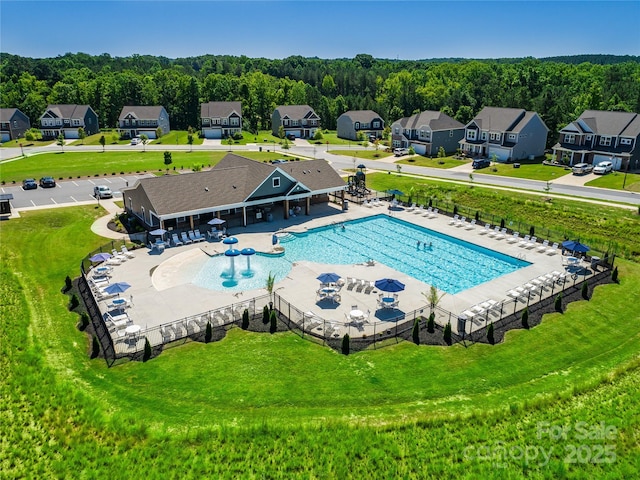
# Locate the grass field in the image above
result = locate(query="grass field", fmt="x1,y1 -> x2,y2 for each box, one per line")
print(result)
1,183 -> 639,477
328,149 -> 393,160
586,171 -> 640,192
476,161 -> 570,181
398,155 -> 469,169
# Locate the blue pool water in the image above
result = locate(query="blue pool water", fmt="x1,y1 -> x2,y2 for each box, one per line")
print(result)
192,214 -> 529,294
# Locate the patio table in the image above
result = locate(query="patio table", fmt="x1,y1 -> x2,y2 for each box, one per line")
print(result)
349,309 -> 365,322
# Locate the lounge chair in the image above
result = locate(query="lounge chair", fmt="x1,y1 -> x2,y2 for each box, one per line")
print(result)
120,245 -> 135,258
487,226 -> 501,238
193,230 -> 205,242
518,235 -> 531,247
455,216 -> 466,227
406,203 -> 416,212
507,232 -> 520,243
428,208 -> 439,219
525,236 -> 538,249
363,200 -> 373,208
188,230 -> 197,243
478,224 -> 491,235
546,243 -> 559,255
172,233 -> 183,246
494,228 -> 507,240
448,214 -> 459,225
181,231 -> 192,245
111,249 -> 128,261
536,240 -> 549,253
464,219 -> 477,230
413,205 -> 424,215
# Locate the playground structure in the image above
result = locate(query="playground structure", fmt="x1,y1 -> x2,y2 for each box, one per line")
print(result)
346,164 -> 371,198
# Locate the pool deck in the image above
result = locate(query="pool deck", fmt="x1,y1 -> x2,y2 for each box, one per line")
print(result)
91,201 -> 586,337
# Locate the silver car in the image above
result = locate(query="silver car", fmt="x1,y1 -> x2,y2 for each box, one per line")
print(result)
93,185 -> 113,199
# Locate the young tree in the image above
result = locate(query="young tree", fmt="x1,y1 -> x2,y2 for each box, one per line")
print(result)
423,285 -> 445,313
612,266 -> 619,283
78,127 -> 86,144
443,322 -> 452,345
262,305 -> 270,324
57,133 -> 65,152
278,125 -> 285,139
241,309 -> 250,330
143,338 -> 152,362
487,322 -> 495,344
427,312 -> 435,333
140,134 -> 149,152
266,272 -> 275,308
269,310 -> 277,334
437,146 -> 446,159
521,307 -> 529,329
164,151 -> 172,173
205,321 -> 212,343
99,135 -> 106,152
187,134 -> 194,152
554,293 -> 563,313
581,281 -> 589,300
91,335 -> 100,358
341,334 -> 350,355
412,319 -> 420,345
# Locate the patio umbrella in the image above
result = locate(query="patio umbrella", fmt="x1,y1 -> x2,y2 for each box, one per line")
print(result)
386,189 -> 404,197
208,218 -> 226,226
357,164 -> 366,169
149,228 -> 167,236
223,236 -> 239,250
374,278 -> 406,292
90,252 -> 112,262
562,240 -> 590,253
103,281 -> 131,295
316,272 -> 341,284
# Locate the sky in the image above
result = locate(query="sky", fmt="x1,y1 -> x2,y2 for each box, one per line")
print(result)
1,1 -> 639,60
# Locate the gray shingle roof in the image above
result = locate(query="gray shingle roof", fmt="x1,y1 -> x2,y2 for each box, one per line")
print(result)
42,104 -> 92,119
578,110 -> 640,137
0,108 -> 19,122
470,107 -> 528,132
200,101 -> 242,118
118,106 -> 166,120
274,105 -> 317,119
395,111 -> 464,131
338,110 -> 382,123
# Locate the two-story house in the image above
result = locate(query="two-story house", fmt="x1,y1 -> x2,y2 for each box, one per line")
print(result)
336,110 -> 384,141
200,101 -> 242,139
39,104 -> 99,139
552,110 -> 640,171
271,105 -> 320,139
0,108 -> 31,142
459,107 -> 549,161
118,106 -> 170,139
391,111 -> 464,156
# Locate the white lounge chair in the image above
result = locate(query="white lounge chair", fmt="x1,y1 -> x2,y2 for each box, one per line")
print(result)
172,233 -> 183,246
120,245 -> 135,258
428,208 -> 439,219
111,249 -> 127,261
181,232 -> 192,244
518,235 -> 531,247
507,232 -> 520,243
464,219 -> 477,230
478,224 -> 491,235
455,216 -> 466,227
448,214 -> 459,225
525,236 -> 538,249
536,240 -> 549,253
193,230 -> 205,242
406,203 -> 416,212
413,205 -> 424,215
494,228 -> 507,240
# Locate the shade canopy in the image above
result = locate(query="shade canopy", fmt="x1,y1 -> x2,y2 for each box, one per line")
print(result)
223,237 -> 238,245
208,218 -> 226,225
386,189 -> 404,196
241,248 -> 256,256
225,248 -> 241,257
103,282 -> 132,294
90,252 -> 112,262
316,272 -> 341,284
374,278 -> 406,292
149,228 -> 167,236
562,240 -> 590,253
357,164 -> 366,169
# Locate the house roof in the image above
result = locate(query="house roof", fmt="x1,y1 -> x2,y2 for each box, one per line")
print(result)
0,108 -> 20,122
41,104 -> 93,119
274,105 -> 317,119
338,110 -> 382,123
126,154 -> 345,217
119,106 -> 166,120
469,107 -> 531,132
575,110 -> 640,137
200,101 -> 242,118
394,111 -> 464,131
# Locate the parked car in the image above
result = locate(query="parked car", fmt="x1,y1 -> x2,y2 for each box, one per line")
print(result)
93,185 -> 113,199
394,148 -> 409,157
286,133 -> 296,141
271,159 -> 288,164
472,158 -> 491,169
22,178 -> 38,190
131,137 -> 142,145
571,163 -> 593,175
593,161 -> 613,175
39,176 -> 56,188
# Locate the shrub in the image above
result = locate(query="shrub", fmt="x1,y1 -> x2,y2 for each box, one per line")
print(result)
64,275 -> 73,292
453,205 -> 458,216
69,294 -> 79,310
487,322 -> 495,344
443,322 -> 452,345
341,334 -> 350,355
521,307 -> 529,329
474,211 -> 479,222
427,312 -> 435,333
79,312 -> 90,331
555,293 -> 563,313
529,226 -> 535,236
581,282 -> 589,300
269,310 -> 277,334
204,321 -> 212,343
262,305 -> 270,324
500,218 -> 505,229
612,266 -> 619,283
412,319 -> 420,345
91,335 -> 100,358
241,309 -> 250,330
143,338 -> 152,362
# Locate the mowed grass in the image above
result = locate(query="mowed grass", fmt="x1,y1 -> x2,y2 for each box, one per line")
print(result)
476,161 -> 570,181
398,154 -> 468,169
328,149 -> 393,160
586,170 -> 640,192
1,205 -> 640,477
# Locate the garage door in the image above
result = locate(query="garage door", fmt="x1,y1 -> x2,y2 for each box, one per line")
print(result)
0,133 -> 9,143
411,143 -> 426,155
488,147 -> 510,162
593,154 -> 621,170
203,128 -> 221,139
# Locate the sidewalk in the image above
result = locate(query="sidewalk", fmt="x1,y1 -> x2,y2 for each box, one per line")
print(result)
90,199 -> 127,240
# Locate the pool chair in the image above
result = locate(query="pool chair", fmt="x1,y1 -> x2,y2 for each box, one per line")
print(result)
546,243 -> 559,255
428,208 -> 439,219
448,214 -> 459,225
536,240 -> 549,253
517,235 -> 531,247
181,231 -> 192,245
188,230 -> 198,243
478,224 -> 491,235
507,232 -> 520,243
111,249 -> 128,262
455,216 -> 466,227
524,236 -> 538,249
413,205 -> 424,215
120,245 -> 136,258
363,200 -> 373,208
171,233 -> 183,247
193,230 -> 205,242
487,226 -> 501,238
406,203 -> 416,212
464,219 -> 477,230
494,228 -> 507,240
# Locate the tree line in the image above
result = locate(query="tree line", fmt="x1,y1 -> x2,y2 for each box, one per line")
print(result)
1,52 -> 639,146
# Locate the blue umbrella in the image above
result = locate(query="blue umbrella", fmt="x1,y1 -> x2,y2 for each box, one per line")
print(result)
386,189 -> 404,196
562,240 -> 590,253
103,282 -> 131,295
90,252 -> 112,262
374,278 -> 405,292
316,272 -> 341,284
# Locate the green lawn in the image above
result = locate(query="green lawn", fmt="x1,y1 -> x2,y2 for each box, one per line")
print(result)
586,171 -> 640,192
1,204 -> 639,477
398,154 -> 469,169
0,137 -> 54,148
328,148 -> 393,160
477,161 -> 571,181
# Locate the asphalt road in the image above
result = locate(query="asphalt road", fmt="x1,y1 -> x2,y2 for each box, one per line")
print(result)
2,143 -> 638,209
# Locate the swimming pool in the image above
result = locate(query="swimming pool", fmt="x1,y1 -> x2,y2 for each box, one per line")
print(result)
192,214 -> 529,294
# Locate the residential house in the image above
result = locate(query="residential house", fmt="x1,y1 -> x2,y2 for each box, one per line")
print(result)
118,106 -> 170,139
200,101 -> 242,139
391,111 -> 464,156
271,105 -> 320,139
337,110 -> 384,141
122,154 -> 346,231
0,108 -> 31,142
552,110 -> 640,171
39,104 -> 99,139
459,107 -> 548,161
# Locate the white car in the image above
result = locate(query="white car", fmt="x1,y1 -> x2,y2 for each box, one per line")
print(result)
394,148 -> 409,157
131,137 -> 142,145
93,185 -> 113,199
593,161 -> 613,175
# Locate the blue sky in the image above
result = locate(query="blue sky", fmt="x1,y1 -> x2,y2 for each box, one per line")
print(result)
2,1 -> 639,60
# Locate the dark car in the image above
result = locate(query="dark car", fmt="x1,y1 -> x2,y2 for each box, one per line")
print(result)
39,176 -> 57,188
22,178 -> 38,190
286,133 -> 296,141
472,158 -> 491,169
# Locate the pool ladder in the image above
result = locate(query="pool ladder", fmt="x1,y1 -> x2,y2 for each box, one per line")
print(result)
517,252 -> 527,260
